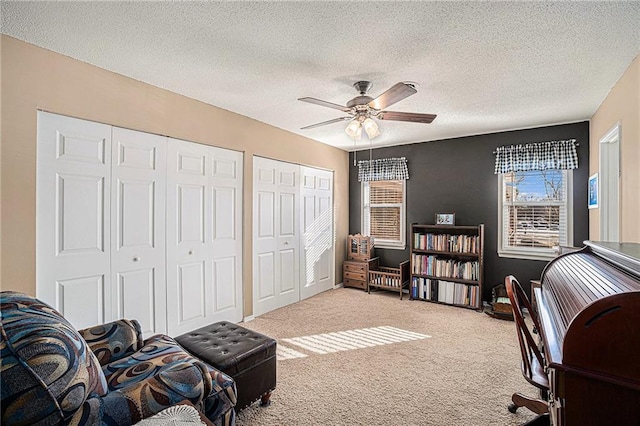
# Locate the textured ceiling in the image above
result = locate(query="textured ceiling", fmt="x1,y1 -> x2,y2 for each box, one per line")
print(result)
2,1 -> 639,151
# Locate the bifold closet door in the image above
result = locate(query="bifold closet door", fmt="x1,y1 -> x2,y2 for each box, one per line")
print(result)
253,157 -> 300,317
37,112 -> 113,329
166,138 -> 243,336
37,114 -> 169,335
110,127 -> 167,337
300,166 -> 334,300
37,112 -> 243,337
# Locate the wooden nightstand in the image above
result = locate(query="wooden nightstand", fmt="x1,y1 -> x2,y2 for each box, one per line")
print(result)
343,257 -> 379,291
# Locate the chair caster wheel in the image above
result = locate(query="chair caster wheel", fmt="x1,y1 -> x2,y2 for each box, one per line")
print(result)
508,403 -> 518,413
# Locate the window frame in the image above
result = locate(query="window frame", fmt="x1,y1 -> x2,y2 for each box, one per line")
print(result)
497,170 -> 573,261
361,179 -> 407,250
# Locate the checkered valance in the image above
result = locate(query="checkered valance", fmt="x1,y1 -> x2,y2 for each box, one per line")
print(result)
358,157 -> 409,182
494,139 -> 578,174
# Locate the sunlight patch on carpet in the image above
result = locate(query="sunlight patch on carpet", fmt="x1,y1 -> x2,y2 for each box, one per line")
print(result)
276,344 -> 308,360
280,326 -> 430,356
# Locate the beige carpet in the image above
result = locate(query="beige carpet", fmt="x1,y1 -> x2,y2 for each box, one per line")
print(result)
236,288 -> 539,426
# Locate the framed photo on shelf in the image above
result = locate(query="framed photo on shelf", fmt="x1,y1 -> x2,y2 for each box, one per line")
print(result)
588,173 -> 599,209
435,213 -> 455,225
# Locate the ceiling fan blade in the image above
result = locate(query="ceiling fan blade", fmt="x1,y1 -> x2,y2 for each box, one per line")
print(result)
301,116 -> 352,130
378,111 -> 437,124
368,82 -> 417,110
298,97 -> 350,112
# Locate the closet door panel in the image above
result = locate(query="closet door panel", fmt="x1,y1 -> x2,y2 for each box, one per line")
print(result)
212,187 -> 236,240
317,193 -> 333,282
55,275 -> 105,330
116,180 -> 155,248
213,257 -> 236,311
208,147 -> 243,319
167,140 -> 211,335
252,157 -> 300,317
280,192 -> 295,236
167,140 -> 243,335
37,112 -> 112,328
300,166 -> 334,300
178,184 -> 206,244
279,248 -> 296,294
111,127 -> 166,337
57,174 -> 106,254
257,252 -> 276,299
115,269 -> 156,336
257,192 -> 275,237
177,261 -> 207,323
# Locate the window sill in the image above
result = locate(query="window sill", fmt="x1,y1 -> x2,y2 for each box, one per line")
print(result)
498,250 -> 555,262
375,243 -> 406,250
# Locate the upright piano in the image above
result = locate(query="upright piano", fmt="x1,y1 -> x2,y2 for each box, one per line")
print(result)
536,241 -> 640,425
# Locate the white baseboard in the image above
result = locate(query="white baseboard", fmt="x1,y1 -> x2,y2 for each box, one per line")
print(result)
242,315 -> 255,322
334,282 -> 344,289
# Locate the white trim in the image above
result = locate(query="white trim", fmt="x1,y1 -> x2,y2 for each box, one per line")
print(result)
242,315 -> 255,322
600,122 -> 621,144
599,123 -> 620,242
497,249 -> 556,262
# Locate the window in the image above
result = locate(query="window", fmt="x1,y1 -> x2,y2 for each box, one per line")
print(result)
362,180 -> 406,249
498,170 -> 572,260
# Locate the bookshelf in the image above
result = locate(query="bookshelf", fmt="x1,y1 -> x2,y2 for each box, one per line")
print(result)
410,224 -> 484,311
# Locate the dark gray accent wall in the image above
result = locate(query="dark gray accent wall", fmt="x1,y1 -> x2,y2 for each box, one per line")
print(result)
348,121 -> 590,302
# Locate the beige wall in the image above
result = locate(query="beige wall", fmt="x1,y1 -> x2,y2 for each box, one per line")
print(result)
589,55 -> 640,242
0,36 -> 3,285
0,36 -> 349,317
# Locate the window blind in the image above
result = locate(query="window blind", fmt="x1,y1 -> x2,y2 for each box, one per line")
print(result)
501,170 -> 568,251
364,180 -> 404,243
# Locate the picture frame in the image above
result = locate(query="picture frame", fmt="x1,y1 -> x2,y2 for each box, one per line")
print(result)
435,213 -> 455,225
588,173 -> 599,209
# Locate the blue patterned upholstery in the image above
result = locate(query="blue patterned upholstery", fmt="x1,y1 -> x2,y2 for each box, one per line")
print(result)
0,292 -> 237,425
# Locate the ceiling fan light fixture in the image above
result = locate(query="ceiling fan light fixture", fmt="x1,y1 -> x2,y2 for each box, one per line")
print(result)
299,80 -> 436,138
363,117 -> 381,139
345,119 -> 361,139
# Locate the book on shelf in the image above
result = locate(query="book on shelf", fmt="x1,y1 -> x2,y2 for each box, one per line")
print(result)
411,276 -> 478,307
411,254 -> 479,281
413,232 -> 479,254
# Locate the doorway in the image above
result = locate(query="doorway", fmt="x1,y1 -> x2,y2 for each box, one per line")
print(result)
599,124 -> 621,242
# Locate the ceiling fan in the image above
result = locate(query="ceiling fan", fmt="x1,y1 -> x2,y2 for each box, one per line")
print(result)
298,81 -> 437,139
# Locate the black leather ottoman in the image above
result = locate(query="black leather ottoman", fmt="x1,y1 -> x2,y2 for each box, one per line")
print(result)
176,322 -> 276,411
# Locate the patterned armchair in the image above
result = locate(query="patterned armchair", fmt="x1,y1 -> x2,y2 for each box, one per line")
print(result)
0,292 -> 237,425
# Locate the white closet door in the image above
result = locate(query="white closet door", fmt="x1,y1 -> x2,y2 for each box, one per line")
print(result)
111,127 -> 167,337
166,139 -> 210,335
253,157 -> 300,317
166,139 -> 243,336
208,146 -> 243,324
37,112 -> 113,329
300,166 -> 334,300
